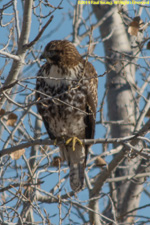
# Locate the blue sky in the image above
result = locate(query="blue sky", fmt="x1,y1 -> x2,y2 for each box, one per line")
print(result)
0,0 -> 150,224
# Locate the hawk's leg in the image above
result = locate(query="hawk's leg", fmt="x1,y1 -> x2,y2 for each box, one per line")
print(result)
66,137 -> 83,151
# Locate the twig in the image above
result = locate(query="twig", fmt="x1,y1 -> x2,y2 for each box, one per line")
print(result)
0,50 -> 23,62
58,159 -> 62,225
24,15 -> 54,49
13,0 -> 20,41
0,181 -> 44,193
0,80 -> 18,93
106,172 -> 150,183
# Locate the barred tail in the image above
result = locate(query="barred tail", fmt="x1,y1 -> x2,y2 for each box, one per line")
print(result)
70,162 -> 85,192
59,142 -> 87,192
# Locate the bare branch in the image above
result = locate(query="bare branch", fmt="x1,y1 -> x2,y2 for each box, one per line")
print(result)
0,80 -> 18,93
0,0 -> 33,107
1,117 -> 150,158
0,181 -> 44,193
0,50 -> 23,62
24,15 -> 54,49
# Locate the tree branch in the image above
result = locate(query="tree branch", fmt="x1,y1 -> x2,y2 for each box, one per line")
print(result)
0,181 -> 44,193
0,136 -> 138,158
1,117 -> 150,157
0,50 -> 23,62
0,0 -> 33,108
24,15 -> 54,49
89,119 -> 150,223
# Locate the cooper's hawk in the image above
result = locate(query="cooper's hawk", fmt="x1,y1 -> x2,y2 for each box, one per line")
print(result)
36,40 -> 98,192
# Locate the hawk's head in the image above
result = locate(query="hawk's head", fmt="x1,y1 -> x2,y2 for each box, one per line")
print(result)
40,40 -> 82,67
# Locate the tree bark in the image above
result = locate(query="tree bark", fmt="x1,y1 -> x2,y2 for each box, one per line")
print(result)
91,5 -> 144,223
0,0 -> 33,108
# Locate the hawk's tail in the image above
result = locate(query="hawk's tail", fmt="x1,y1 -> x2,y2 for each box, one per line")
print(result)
70,162 -> 85,192
60,142 -> 87,192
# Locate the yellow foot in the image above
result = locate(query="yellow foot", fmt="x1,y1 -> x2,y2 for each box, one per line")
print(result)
65,137 -> 83,151
53,139 -> 57,146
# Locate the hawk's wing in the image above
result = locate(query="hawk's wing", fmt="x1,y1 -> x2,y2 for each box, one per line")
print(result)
84,61 -> 98,140
36,65 -> 56,140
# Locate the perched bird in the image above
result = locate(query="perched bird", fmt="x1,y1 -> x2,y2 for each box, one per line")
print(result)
36,40 -> 98,192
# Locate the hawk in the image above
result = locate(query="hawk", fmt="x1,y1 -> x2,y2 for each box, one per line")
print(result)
36,40 -> 98,192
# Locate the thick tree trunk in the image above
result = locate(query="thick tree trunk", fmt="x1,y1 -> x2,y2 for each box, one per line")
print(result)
91,5 -> 144,223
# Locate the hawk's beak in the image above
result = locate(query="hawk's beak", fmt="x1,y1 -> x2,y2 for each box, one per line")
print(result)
40,52 -> 46,60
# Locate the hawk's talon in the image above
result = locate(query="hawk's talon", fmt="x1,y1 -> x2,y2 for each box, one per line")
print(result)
66,137 -> 83,151
54,139 -> 57,146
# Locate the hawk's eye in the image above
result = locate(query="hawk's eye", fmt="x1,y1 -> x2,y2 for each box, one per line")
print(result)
47,50 -> 63,58
45,49 -> 63,62
47,50 -> 57,57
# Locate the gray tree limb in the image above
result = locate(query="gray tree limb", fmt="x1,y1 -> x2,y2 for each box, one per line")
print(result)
90,4 -> 145,224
